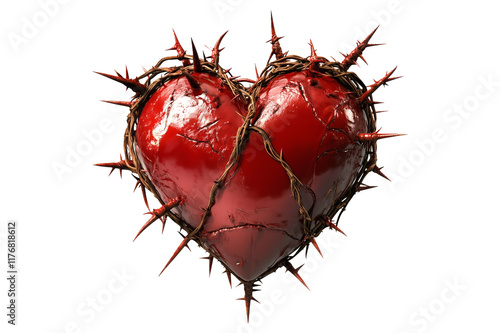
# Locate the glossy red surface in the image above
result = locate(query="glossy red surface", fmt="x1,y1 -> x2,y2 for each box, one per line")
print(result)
135,70 -> 367,282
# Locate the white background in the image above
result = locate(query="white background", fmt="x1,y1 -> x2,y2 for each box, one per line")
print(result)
1,0 -> 499,332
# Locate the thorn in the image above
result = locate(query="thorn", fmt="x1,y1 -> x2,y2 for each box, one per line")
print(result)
223,270 -> 232,288
367,100 -> 383,106
308,236 -> 323,258
94,155 -> 134,178
202,255 -> 214,277
330,222 -> 347,236
183,72 -> 201,90
132,175 -> 150,211
101,100 -> 134,108
309,39 -> 318,59
94,71 -> 146,95
358,67 -> 401,104
266,12 -> 287,64
358,54 -> 367,65
340,51 -> 358,67
357,184 -> 378,192
341,26 -> 383,70
254,64 -> 260,80
133,197 -> 183,241
284,262 -> 310,290
178,232 -> 191,251
237,282 -> 259,322
211,31 -> 228,65
319,216 -> 347,236
191,39 -> 202,73
373,165 -> 391,181
308,40 -> 323,71
168,29 -> 190,66
158,235 -> 191,276
358,129 -> 405,142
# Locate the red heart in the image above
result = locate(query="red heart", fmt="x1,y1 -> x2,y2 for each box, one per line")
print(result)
135,67 -> 367,281
96,23 -> 400,317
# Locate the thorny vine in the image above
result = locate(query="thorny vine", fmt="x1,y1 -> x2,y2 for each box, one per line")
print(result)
115,49 -> 378,286
94,14 -> 405,318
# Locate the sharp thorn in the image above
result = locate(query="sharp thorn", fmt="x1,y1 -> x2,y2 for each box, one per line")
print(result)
309,237 -> 323,258
373,165 -> 391,181
133,177 -> 141,192
191,39 -> 202,73
341,25 -> 381,70
202,255 -> 214,276
270,12 -> 277,39
158,236 -> 190,276
183,71 -> 200,90
308,39 -> 323,71
357,184 -> 378,192
359,54 -> 368,65
367,100 -> 383,106
160,215 -> 167,233
358,67 -> 400,103
134,213 -> 160,241
133,197 -> 183,241
211,30 -> 228,65
331,223 -> 347,236
319,216 -> 347,236
94,71 -> 146,94
284,262 -> 310,290
309,39 -> 317,58
358,130 -> 405,142
101,100 -> 134,108
178,232 -> 191,251
267,12 -> 286,63
238,282 -> 258,322
168,29 -> 190,66
132,175 -> 150,211
223,270 -> 232,288
95,155 -> 134,177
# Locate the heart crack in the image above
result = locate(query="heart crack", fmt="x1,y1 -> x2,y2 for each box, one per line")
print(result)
204,223 -> 301,242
